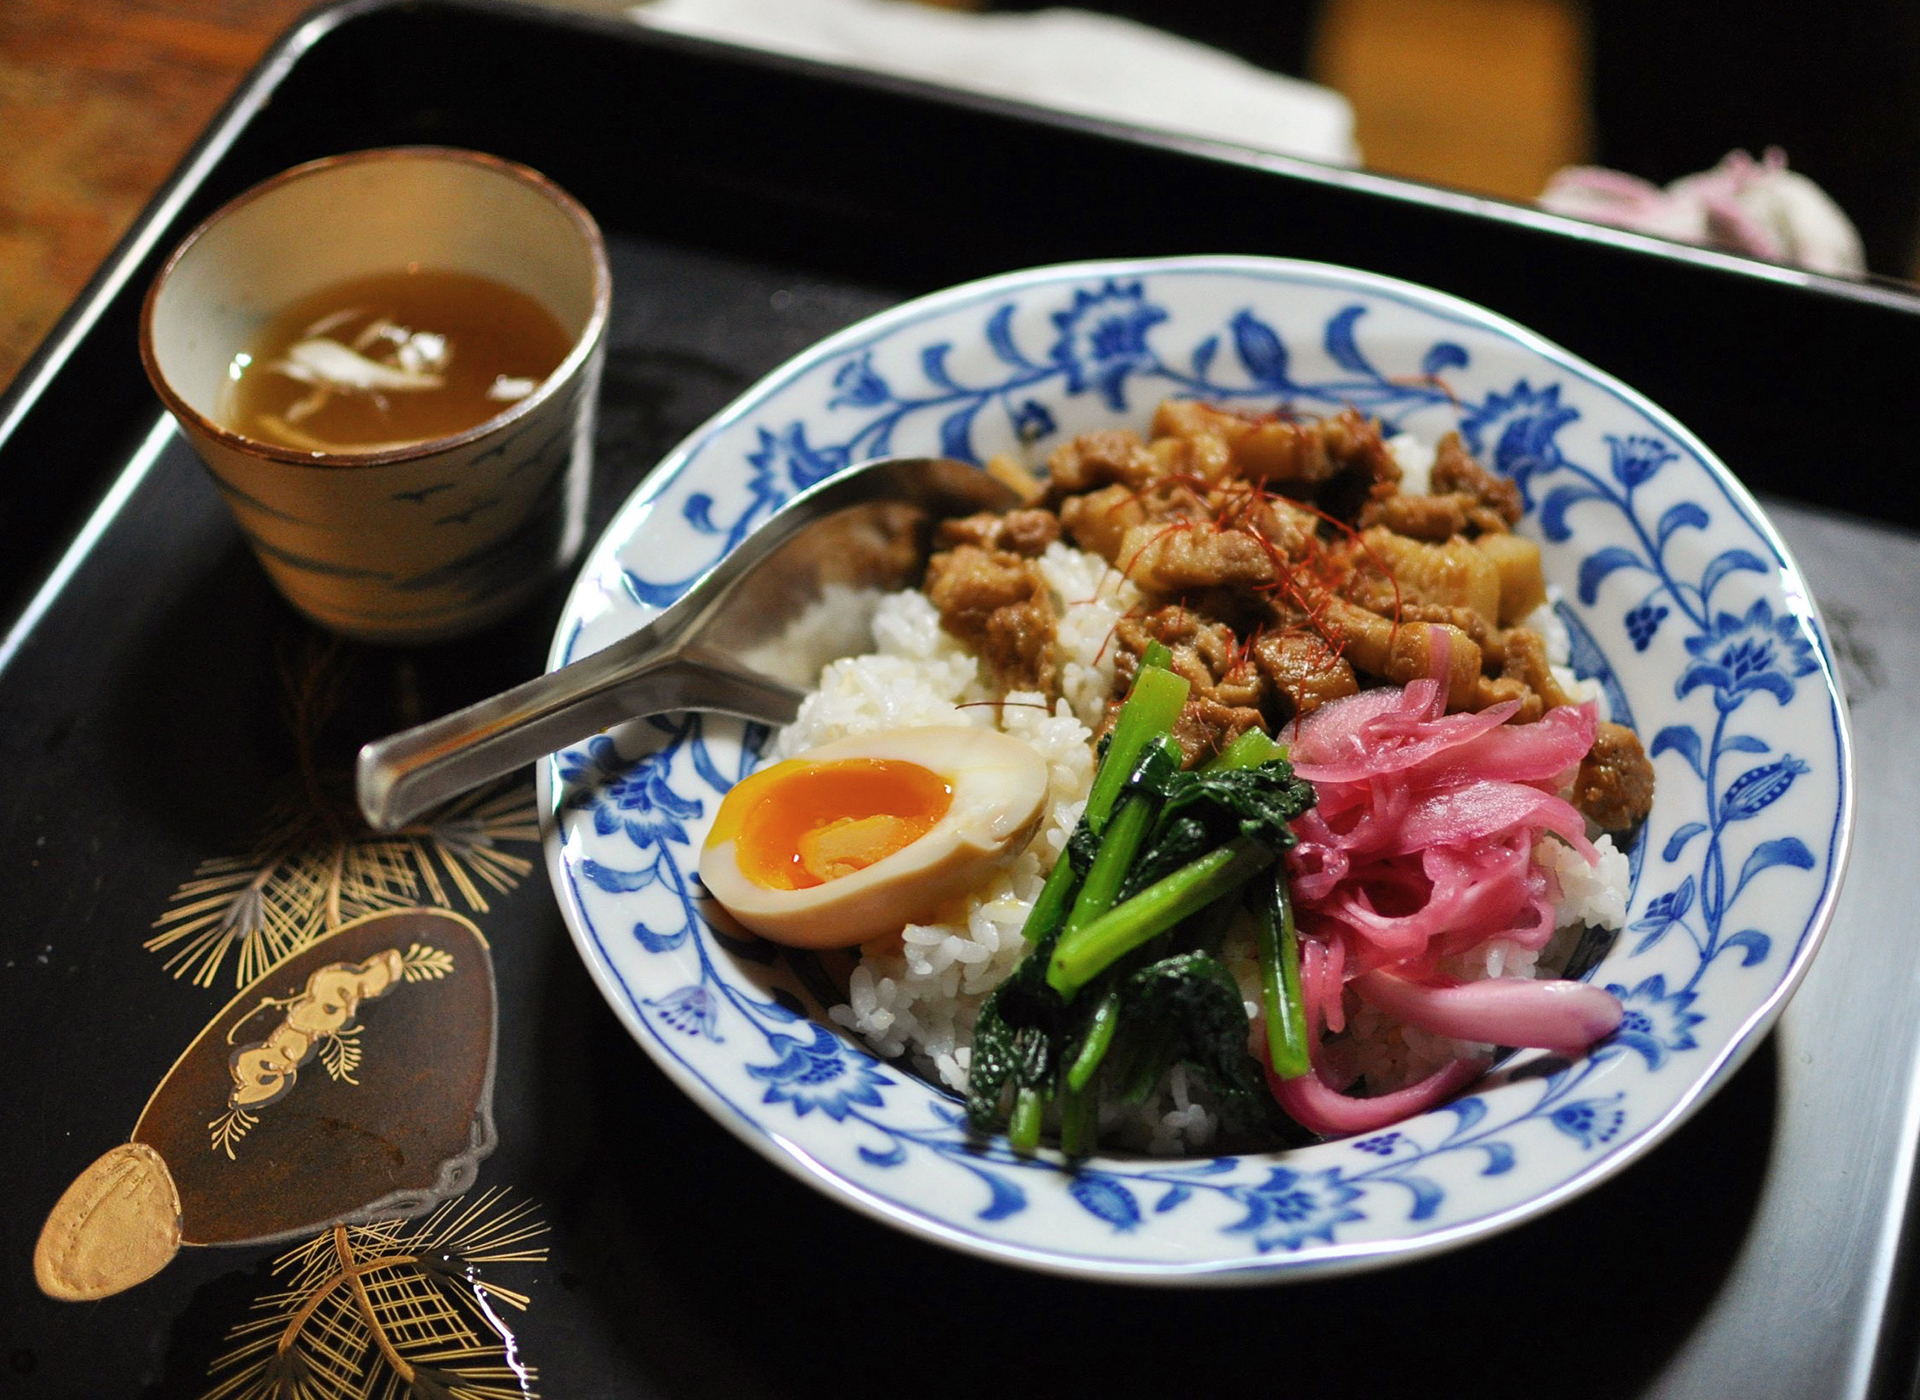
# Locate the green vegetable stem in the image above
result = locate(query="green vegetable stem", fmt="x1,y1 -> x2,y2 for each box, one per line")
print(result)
1007,1087 -> 1045,1154
1254,870 -> 1311,1079
1081,665 -> 1189,834
1062,737 -> 1182,940
1057,1085 -> 1100,1159
1009,662 -> 1189,954
1202,726 -> 1286,772
1016,853 -> 1081,953
969,648 -> 1187,1140
1046,837 -> 1277,997
1063,988 -> 1122,1093
966,637 -> 1321,1158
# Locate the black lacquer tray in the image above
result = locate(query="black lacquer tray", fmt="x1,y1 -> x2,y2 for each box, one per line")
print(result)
4,3 -> 1919,1395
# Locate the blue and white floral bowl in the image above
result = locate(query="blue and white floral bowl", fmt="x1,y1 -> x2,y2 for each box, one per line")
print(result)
537,257 -> 1852,1282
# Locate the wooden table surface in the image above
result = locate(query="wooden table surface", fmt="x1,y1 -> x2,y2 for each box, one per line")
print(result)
0,0 -> 1583,397
0,0 -> 618,396
0,0 -> 311,390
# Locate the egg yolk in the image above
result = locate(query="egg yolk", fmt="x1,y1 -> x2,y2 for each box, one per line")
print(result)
710,759 -> 954,890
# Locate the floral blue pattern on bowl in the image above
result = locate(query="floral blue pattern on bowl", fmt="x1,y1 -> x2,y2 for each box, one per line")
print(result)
537,257 -> 1852,1282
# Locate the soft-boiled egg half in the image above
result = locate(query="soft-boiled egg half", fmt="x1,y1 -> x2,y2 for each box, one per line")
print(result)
699,725 -> 1050,948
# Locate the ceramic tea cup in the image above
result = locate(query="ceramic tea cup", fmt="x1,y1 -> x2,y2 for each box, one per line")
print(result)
141,147 -> 611,643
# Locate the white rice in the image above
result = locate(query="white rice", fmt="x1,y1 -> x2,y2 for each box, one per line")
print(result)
778,544 -> 1138,1095
772,540 -> 1139,752
1386,431 -> 1435,495
1544,830 -> 1631,931
1524,588 -> 1607,714
771,534 -> 1630,1151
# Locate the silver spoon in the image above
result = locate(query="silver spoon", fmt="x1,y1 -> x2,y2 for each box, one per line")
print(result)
355,456 -> 1020,832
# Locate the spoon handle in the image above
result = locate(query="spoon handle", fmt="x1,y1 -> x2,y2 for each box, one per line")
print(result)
354,454 -> 1012,835
356,640 -> 804,833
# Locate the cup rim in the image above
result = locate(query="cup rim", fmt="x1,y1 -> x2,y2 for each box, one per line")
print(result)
138,145 -> 612,472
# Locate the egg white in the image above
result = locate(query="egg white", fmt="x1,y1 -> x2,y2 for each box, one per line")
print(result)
699,725 -> 1050,949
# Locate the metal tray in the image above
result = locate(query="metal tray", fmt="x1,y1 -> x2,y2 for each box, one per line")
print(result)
2,2 -> 1917,1394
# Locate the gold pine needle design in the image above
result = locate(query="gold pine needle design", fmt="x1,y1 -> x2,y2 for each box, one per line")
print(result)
402,944 -> 457,982
202,1188 -> 548,1400
209,1107 -> 259,1161
148,785 -> 539,990
318,1026 -> 364,1085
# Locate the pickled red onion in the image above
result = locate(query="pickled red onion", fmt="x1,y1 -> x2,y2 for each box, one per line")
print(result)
1267,1051 -> 1488,1137
1352,969 -> 1623,1058
1270,626 -> 1624,1133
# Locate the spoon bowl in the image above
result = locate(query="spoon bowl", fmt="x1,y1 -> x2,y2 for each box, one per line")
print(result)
355,455 -> 1018,832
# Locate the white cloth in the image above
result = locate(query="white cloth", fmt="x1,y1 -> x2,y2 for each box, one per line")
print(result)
629,0 -> 1359,166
